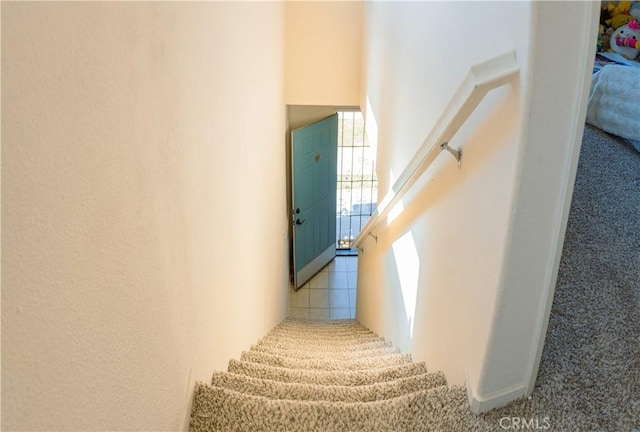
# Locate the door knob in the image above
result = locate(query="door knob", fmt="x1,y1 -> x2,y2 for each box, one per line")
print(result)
295,218 -> 305,225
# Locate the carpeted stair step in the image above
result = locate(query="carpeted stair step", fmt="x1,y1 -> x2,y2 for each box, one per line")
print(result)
275,318 -> 362,328
254,337 -> 393,352
227,359 -> 429,386
271,320 -> 372,330
264,330 -> 377,342
210,370 -> 447,403
190,319 -> 459,431
190,382 -> 471,432
269,323 -> 375,337
261,331 -> 382,342
239,350 -> 412,371
267,327 -> 376,337
249,343 -> 399,359
258,336 -> 385,348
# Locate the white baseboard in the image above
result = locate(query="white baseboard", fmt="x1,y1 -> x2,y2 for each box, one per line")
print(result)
466,376 -> 527,414
179,368 -> 194,431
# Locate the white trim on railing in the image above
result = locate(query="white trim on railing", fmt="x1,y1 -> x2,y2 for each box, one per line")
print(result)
353,50 -> 520,252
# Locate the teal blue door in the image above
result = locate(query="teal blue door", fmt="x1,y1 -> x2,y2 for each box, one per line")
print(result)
292,114 -> 338,289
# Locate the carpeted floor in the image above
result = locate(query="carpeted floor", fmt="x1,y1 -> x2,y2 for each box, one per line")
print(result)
477,124 -> 640,430
540,125 -> 640,426
190,125 -> 639,431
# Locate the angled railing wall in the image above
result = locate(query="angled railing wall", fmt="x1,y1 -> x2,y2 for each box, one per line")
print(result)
353,50 -> 520,252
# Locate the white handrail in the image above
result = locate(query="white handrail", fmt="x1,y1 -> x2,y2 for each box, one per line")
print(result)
353,50 -> 519,252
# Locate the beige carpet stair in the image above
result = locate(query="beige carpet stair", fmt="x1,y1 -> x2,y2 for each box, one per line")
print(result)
189,319 -> 470,431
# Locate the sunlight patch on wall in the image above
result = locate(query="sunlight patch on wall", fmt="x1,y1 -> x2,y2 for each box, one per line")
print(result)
392,230 -> 420,338
364,96 -> 378,155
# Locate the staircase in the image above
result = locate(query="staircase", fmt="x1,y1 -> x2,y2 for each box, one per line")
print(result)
189,319 -> 472,431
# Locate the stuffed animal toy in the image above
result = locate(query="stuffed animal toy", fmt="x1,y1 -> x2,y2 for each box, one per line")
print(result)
598,24 -> 615,51
631,2 -> 640,21
598,24 -> 605,51
606,1 -> 634,28
602,26 -> 615,51
611,20 -> 640,59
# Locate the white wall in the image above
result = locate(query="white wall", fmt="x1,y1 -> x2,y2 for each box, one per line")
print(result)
285,1 -> 363,106
2,2 -> 288,430
357,1 -> 598,412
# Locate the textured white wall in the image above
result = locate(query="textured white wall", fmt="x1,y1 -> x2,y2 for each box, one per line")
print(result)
284,1 -> 363,106
2,2 -> 288,430
356,1 -> 598,412
358,0 -> 532,392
